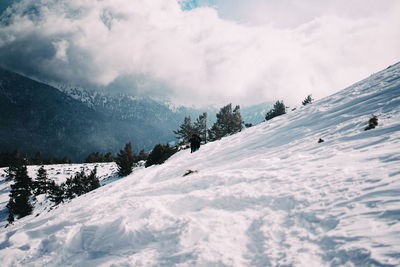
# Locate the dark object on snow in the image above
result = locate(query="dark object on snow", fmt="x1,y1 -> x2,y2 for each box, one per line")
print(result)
183,169 -> 198,177
145,144 -> 177,167
115,142 -> 136,176
302,94 -> 314,106
265,100 -> 286,121
7,159 -> 33,223
365,115 -> 378,131
318,138 -> 324,143
189,133 -> 202,153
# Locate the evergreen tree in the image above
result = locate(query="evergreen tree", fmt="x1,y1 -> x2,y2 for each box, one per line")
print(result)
34,166 -> 49,195
302,94 -> 314,106
87,167 -> 100,191
145,144 -> 177,167
173,116 -> 195,144
85,152 -> 98,163
194,112 -> 208,144
5,150 -> 22,181
72,170 -> 88,196
208,104 -> 243,141
232,105 -> 243,133
265,100 -> 286,121
7,160 -> 33,223
33,151 -> 44,165
137,149 -> 149,161
104,152 -> 114,162
115,142 -> 136,176
64,176 -> 75,200
48,180 -> 64,205
61,157 -> 72,164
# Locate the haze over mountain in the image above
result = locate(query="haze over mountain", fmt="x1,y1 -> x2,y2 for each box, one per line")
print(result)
0,68 -> 196,160
0,68 -> 270,160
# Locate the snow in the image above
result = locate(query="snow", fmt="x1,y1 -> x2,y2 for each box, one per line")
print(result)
1,62 -> 400,266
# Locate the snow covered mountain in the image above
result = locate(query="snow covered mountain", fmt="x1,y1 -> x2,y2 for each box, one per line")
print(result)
1,61 -> 400,266
0,68 -> 181,161
57,85 -> 270,129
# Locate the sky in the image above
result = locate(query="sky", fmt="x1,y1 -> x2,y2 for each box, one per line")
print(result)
0,0 -> 399,107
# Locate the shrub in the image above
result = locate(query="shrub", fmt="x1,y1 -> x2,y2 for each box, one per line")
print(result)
115,142 -> 136,176
365,115 -> 378,131
302,94 -> 313,106
265,101 -> 286,121
145,144 -> 177,167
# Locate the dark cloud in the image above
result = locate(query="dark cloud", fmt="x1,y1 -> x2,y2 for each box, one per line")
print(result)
1,0 -> 399,106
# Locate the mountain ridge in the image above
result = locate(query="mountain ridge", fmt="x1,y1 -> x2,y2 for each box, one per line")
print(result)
0,68 -> 272,160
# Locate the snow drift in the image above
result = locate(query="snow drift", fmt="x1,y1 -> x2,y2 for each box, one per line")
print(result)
1,62 -> 400,266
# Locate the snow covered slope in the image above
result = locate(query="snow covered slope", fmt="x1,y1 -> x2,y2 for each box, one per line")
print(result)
1,62 -> 400,266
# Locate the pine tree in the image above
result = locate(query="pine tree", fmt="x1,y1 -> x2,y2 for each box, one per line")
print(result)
64,176 -> 75,200
173,116 -> 195,144
33,151 -> 44,165
194,112 -> 208,144
5,150 -> 22,181
104,152 -> 114,162
48,180 -> 64,205
208,104 -> 243,141
71,170 -> 88,196
265,100 -> 286,121
88,167 -> 100,191
85,152 -> 98,163
137,149 -> 149,161
7,160 -> 33,223
232,105 -> 243,133
302,94 -> 314,106
115,142 -> 136,176
34,166 -> 49,195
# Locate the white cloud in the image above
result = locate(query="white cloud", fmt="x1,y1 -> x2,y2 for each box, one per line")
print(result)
0,0 -> 399,107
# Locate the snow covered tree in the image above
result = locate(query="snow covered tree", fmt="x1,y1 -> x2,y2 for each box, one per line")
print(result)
265,100 -> 286,121
7,160 -> 33,223
208,104 -> 243,141
194,112 -> 208,144
302,94 -> 314,106
145,144 -> 177,167
115,142 -> 136,176
174,116 -> 195,144
34,166 -> 49,195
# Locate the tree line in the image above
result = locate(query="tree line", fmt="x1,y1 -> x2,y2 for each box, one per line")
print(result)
172,94 -> 314,146
5,153 -> 101,225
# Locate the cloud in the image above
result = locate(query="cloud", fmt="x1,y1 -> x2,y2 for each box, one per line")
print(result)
0,0 -> 399,107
